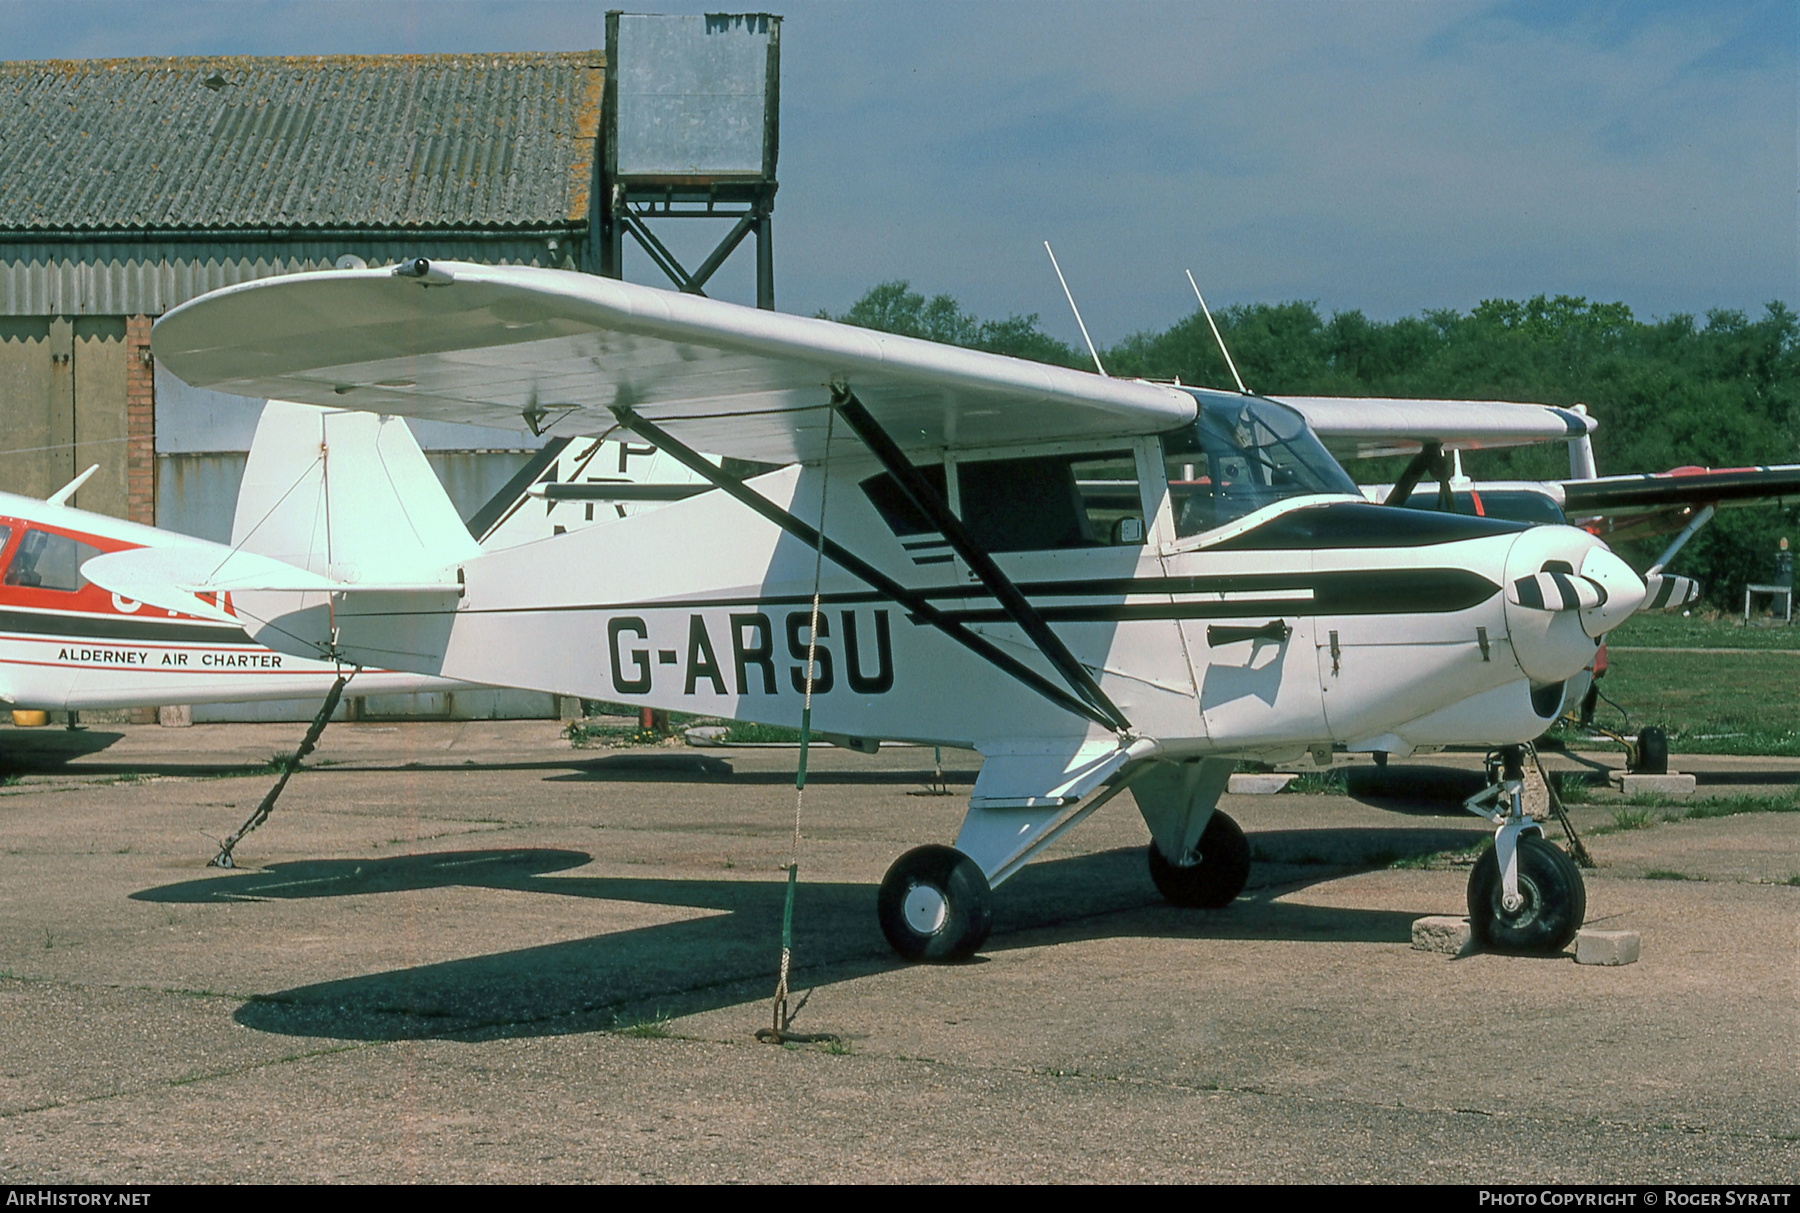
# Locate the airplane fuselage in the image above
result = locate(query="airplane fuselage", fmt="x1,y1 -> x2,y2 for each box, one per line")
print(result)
248,432 -> 1628,766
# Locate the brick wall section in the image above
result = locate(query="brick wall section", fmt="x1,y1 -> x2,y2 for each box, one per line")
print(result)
124,314 -> 155,526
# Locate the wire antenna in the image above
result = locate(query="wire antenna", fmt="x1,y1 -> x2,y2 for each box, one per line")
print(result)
1044,242 -> 1107,377
1185,269 -> 1249,394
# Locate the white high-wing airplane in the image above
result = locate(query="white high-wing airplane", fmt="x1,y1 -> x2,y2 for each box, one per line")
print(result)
88,260 -> 1703,962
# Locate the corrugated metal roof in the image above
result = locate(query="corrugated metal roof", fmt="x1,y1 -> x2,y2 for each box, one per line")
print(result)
0,52 -> 603,233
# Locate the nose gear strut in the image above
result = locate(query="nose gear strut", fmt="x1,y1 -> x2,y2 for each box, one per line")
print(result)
1462,744 -> 1587,952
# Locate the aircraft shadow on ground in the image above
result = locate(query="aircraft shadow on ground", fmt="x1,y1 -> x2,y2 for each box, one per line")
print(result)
0,746 -> 980,785
0,729 -> 127,771
132,824 -> 1476,1045
1342,764 -> 1489,813
548,752 -> 978,786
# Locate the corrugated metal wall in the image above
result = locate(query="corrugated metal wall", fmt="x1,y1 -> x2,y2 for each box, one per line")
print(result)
0,239 -> 574,317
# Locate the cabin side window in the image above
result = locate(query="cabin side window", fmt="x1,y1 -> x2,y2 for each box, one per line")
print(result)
3,529 -> 101,593
956,450 -> 1143,553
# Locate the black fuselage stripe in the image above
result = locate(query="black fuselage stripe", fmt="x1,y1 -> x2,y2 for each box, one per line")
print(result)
0,610 -> 253,645
454,568 -> 1499,618
341,569 -> 1497,625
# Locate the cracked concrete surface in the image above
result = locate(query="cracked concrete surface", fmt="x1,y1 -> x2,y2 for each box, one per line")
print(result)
0,722 -> 1794,1182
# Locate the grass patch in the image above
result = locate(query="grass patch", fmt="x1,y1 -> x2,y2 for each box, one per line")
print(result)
1281,767 -> 1347,795
1550,771 -> 1594,804
564,719 -> 661,749
1784,875 -> 1800,887
1606,612 -> 1800,652
613,1012 -> 675,1039
718,721 -> 805,744
1644,869 -> 1697,881
1602,807 -> 1661,834
1388,844 -> 1486,870
1579,644 -> 1800,757
1598,793 -> 1800,835
1680,793 -> 1800,820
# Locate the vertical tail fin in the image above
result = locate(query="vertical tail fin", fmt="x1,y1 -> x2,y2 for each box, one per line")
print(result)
232,401 -> 479,584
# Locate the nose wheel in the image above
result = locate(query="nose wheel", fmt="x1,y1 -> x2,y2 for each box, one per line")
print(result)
1463,746 -> 1586,953
1146,810 -> 1250,908
1468,834 -> 1585,953
877,844 -> 993,962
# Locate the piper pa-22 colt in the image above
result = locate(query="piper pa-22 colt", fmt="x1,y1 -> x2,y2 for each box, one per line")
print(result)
90,260 -> 1699,962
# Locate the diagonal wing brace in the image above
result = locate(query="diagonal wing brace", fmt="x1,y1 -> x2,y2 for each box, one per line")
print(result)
610,407 -> 1118,730
832,390 -> 1131,734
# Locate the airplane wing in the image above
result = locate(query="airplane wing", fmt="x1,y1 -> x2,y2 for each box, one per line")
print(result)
1560,465 -> 1800,514
151,260 -> 1196,464
1277,396 -> 1596,459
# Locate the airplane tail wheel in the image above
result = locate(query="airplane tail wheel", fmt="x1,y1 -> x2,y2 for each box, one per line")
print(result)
1147,811 -> 1250,908
877,844 -> 993,963
1467,835 -> 1586,954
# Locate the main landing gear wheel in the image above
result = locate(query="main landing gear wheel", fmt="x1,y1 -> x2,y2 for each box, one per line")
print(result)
1467,834 -> 1586,954
1147,811 -> 1251,908
877,844 -> 993,963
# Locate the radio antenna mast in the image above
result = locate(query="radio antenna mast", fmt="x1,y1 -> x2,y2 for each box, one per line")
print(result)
1044,242 -> 1107,377
1186,269 -> 1249,395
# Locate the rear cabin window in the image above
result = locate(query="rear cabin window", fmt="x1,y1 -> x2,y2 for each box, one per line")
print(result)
861,465 -> 950,537
1401,488 -> 1567,526
956,450 -> 1143,552
4,529 -> 101,593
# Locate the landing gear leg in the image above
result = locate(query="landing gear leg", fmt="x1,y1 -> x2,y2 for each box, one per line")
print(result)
1463,745 -> 1585,952
1133,759 -> 1250,908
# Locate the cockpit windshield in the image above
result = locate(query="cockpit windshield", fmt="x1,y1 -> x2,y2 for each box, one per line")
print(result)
1161,392 -> 1359,537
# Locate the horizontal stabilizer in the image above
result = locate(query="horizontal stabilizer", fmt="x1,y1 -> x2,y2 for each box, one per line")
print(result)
83,546 -> 464,670
84,546 -> 457,604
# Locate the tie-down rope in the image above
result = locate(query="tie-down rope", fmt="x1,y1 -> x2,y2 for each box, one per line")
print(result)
757,412 -> 840,1046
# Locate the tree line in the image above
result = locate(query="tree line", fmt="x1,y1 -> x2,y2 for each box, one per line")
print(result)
823,283 -> 1799,608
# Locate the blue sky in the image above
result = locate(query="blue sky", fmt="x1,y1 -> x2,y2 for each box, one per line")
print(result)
2,0 -> 1792,346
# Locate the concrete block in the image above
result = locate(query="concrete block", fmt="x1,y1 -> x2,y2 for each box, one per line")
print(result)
1411,915 -> 1474,956
1608,772 -> 1697,797
684,725 -> 729,747
157,704 -> 192,728
1575,929 -> 1640,966
1228,773 -> 1295,795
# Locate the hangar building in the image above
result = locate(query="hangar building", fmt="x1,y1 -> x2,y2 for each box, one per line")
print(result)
0,21 -> 780,721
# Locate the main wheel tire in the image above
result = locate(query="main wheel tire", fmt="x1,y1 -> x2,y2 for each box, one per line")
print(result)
1467,834 -> 1586,954
877,844 -> 993,962
1147,811 -> 1251,908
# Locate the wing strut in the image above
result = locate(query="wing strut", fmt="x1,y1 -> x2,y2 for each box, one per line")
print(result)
1382,439 -> 1454,511
609,407 -> 1117,731
832,391 -> 1131,734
